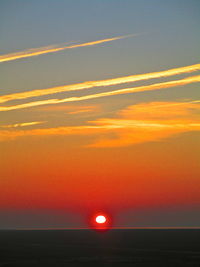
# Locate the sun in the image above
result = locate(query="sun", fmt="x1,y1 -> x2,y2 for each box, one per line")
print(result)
89,212 -> 111,230
95,215 -> 106,224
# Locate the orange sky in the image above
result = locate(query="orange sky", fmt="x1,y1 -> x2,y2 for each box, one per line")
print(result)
1,128 -> 199,213
0,1 -> 200,228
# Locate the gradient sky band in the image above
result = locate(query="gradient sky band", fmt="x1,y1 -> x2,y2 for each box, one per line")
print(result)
0,100 -> 199,144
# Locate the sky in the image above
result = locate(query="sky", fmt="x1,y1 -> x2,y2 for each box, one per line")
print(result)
0,0 -> 200,229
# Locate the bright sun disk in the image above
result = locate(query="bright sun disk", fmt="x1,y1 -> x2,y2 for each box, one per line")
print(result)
95,215 -> 106,224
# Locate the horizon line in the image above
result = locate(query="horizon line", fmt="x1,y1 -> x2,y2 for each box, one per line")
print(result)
1,226 -> 200,231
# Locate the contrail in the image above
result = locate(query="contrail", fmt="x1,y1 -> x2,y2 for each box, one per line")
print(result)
1,75 -> 199,111
0,63 -> 199,104
0,34 -> 135,63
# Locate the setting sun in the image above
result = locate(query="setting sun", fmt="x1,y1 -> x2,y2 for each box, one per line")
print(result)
95,215 -> 106,224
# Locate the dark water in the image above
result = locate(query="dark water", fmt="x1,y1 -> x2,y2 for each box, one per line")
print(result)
0,229 -> 200,266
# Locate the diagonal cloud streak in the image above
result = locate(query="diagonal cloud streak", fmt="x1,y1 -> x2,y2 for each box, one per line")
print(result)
1,75 -> 200,111
0,34 -> 135,63
0,63 -> 199,104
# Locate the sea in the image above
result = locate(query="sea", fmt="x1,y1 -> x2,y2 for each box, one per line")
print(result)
0,229 -> 200,266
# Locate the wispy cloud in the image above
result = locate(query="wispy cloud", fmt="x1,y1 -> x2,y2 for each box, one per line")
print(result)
89,100 -> 200,147
67,106 -> 98,115
0,34 -> 134,63
0,101 -> 199,146
0,121 -> 45,129
0,63 -> 199,104
38,104 -> 99,113
1,75 -> 200,111
0,125 -> 103,142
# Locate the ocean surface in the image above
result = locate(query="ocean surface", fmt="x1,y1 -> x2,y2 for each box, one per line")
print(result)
0,229 -> 200,266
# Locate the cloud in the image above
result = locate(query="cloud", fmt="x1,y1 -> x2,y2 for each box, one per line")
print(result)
0,34 -> 134,63
0,101 -> 199,146
89,100 -> 200,147
0,121 -> 45,128
119,100 -> 200,120
38,104 -> 99,114
0,63 -> 199,104
67,106 -> 98,115
1,75 -> 200,112
0,125 -> 104,142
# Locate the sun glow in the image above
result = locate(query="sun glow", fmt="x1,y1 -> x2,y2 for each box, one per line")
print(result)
95,215 -> 106,224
